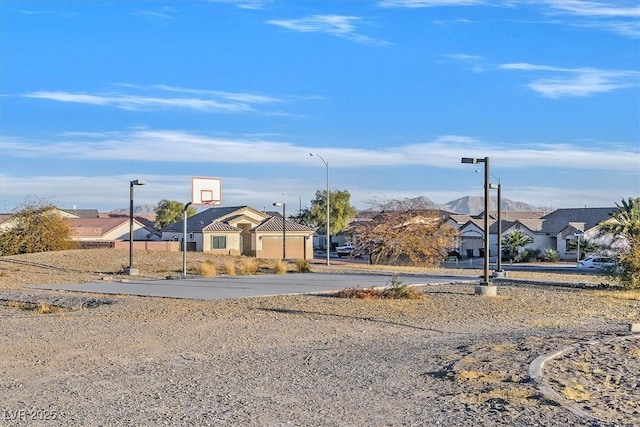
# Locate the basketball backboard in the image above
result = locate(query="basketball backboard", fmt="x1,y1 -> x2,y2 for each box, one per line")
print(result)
191,177 -> 222,206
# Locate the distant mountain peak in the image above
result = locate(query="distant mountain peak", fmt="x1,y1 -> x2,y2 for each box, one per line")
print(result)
440,196 -> 540,215
109,204 -> 156,215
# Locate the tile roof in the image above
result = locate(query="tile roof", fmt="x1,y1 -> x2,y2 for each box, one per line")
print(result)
540,207 -> 614,234
253,216 -> 317,232
161,206 -> 252,232
202,222 -> 242,232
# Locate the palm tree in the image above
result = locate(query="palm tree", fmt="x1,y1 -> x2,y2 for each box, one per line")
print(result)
597,197 -> 640,244
501,230 -> 534,261
566,238 -> 603,259
597,197 -> 640,288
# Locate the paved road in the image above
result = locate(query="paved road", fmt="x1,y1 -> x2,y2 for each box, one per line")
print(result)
34,273 -> 477,300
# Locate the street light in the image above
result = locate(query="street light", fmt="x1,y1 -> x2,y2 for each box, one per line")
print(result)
126,179 -> 146,276
183,202 -> 192,277
273,202 -> 286,260
489,179 -> 505,278
461,157 -> 494,294
310,152 -> 330,266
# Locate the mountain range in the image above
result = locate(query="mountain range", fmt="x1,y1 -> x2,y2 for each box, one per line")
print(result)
113,196 -> 541,216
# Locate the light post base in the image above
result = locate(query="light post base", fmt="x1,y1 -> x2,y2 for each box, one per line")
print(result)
124,267 -> 139,276
492,270 -> 507,278
475,284 -> 497,296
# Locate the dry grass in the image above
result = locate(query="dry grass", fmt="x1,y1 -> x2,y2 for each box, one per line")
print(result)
332,261 -> 616,285
463,385 -> 539,405
562,383 -> 591,402
4,301 -> 69,314
294,258 -> 312,273
594,289 -> 640,300
273,260 -> 288,274
200,260 -> 218,277
223,259 -> 236,276
454,370 -> 506,383
238,258 -> 259,275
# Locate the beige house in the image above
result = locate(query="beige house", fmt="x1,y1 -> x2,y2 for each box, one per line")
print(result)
70,217 -> 153,241
159,206 -> 316,260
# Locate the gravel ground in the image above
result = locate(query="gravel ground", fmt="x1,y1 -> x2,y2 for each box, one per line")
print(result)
0,249 -> 639,426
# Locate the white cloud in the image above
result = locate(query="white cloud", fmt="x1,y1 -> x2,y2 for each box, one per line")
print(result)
206,0 -> 273,10
500,63 -> 640,97
378,0 -> 485,7
541,1 -> 640,18
540,0 -> 640,37
3,130 -> 638,172
266,15 -> 390,45
20,85 -> 291,114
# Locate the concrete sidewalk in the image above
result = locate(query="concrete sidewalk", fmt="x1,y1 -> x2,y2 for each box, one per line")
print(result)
33,273 -> 476,300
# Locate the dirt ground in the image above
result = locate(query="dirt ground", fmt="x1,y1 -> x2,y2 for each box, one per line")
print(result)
0,249 -> 638,426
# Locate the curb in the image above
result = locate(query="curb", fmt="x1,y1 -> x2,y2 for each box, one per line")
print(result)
529,334 -> 640,421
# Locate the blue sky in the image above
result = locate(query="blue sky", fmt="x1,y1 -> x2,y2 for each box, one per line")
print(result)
1,0 -> 639,213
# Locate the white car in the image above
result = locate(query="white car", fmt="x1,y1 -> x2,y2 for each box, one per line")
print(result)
336,244 -> 357,257
576,256 -> 617,271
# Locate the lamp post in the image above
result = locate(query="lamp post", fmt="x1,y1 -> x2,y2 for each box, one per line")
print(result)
273,202 -> 286,260
489,179 -> 505,278
126,179 -> 146,276
183,202 -> 192,277
310,152 -> 330,266
461,157 -> 495,295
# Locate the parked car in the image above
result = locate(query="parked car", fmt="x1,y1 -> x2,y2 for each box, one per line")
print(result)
576,256 -> 617,271
336,244 -> 359,258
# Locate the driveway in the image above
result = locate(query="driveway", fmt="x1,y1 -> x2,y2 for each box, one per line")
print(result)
34,272 -> 477,300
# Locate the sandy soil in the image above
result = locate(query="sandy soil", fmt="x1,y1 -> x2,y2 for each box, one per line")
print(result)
0,249 -> 638,426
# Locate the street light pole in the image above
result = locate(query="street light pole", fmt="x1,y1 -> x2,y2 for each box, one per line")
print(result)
127,179 -> 146,276
273,202 -> 286,260
461,157 -> 494,295
489,179 -> 505,278
310,153 -> 330,266
183,202 -> 192,277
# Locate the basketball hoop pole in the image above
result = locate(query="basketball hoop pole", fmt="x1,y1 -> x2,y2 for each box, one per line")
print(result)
182,202 -> 192,277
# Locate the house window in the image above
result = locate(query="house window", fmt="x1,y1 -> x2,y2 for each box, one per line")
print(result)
212,236 -> 227,249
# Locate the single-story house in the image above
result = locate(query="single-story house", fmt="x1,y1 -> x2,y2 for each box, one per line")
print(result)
458,207 -> 616,260
160,205 -> 316,260
70,217 -> 155,241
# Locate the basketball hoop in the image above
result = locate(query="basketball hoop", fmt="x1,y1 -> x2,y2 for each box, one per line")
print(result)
191,177 -> 222,206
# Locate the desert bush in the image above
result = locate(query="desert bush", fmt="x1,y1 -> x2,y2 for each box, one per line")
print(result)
273,260 -> 288,274
223,259 -> 236,276
0,199 -> 75,255
200,260 -> 217,277
334,275 -> 424,300
294,258 -> 312,273
334,286 -> 384,299
238,258 -> 259,275
381,275 -> 424,299
617,246 -> 640,289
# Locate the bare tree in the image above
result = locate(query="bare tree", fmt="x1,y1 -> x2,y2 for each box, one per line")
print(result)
350,199 -> 456,266
0,199 -> 75,255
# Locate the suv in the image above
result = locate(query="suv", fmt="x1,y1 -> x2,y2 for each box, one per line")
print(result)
577,256 -> 616,271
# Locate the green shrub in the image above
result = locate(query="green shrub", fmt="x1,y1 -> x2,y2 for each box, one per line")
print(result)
518,249 -> 541,263
539,248 -> 560,262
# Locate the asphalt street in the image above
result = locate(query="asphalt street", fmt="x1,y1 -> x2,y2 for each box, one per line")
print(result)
34,273 -> 477,300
